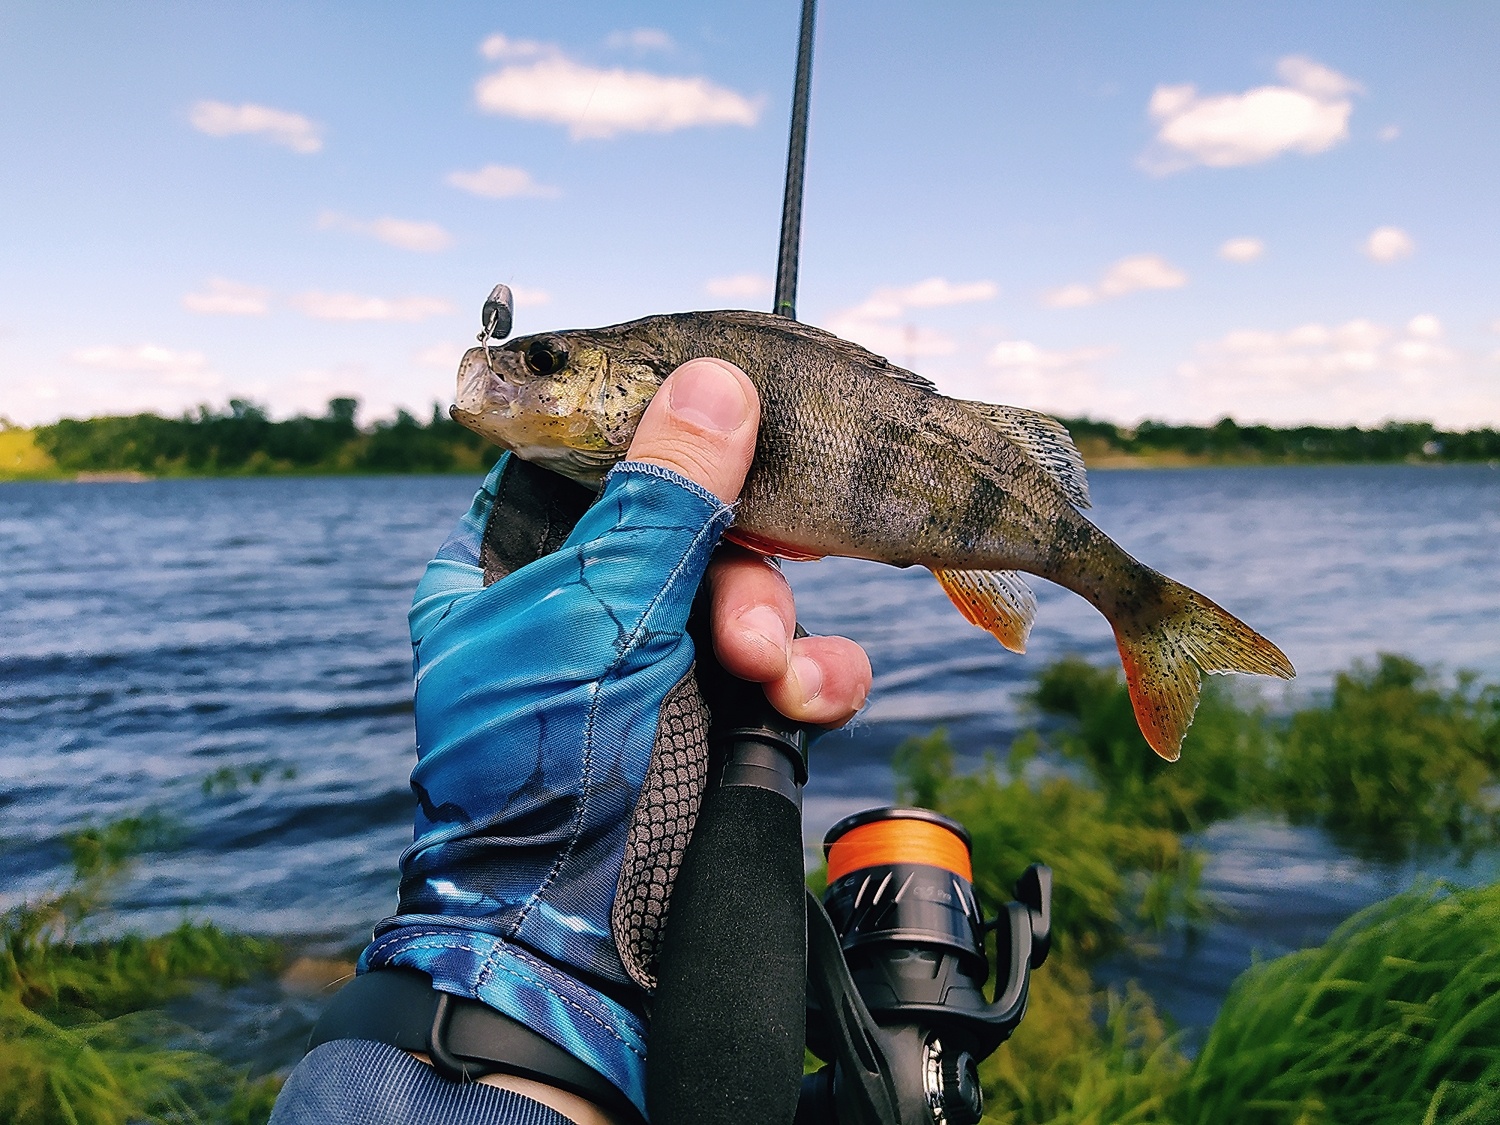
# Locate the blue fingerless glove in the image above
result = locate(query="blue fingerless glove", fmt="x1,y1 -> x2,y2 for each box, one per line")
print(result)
360,454 -> 735,1117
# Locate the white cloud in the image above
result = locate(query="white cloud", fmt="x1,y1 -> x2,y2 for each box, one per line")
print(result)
1276,56 -> 1362,100
1141,56 -> 1361,174
1100,255 -> 1186,296
1378,124 -> 1401,142
368,218 -> 453,253
69,344 -> 220,388
1219,236 -> 1265,263
607,28 -> 675,52
842,278 -> 1000,321
978,339 -> 1118,416
987,340 -> 1110,371
510,285 -> 551,307
825,277 -> 999,359
480,34 -> 552,62
415,342 -> 464,368
834,321 -> 958,359
1407,314 -> 1442,339
1364,225 -> 1415,263
474,37 -> 762,140
892,277 -> 999,309
318,211 -> 453,253
292,292 -> 455,322
189,100 -> 323,153
446,164 -> 559,199
706,273 -> 772,300
1173,313 -> 1500,425
1043,253 -> 1187,308
182,278 -> 270,316
1041,283 -> 1096,310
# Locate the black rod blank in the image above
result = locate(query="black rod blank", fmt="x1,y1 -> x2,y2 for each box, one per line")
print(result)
773,0 -> 817,321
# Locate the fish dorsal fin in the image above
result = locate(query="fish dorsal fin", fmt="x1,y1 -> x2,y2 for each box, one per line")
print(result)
960,401 -> 1091,509
700,310 -> 939,391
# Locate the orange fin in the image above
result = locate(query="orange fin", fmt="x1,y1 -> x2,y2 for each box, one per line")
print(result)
930,568 -> 1037,654
1114,581 -> 1295,761
723,527 -> 825,562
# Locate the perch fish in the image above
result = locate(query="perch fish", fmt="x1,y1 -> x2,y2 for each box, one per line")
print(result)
451,309 -> 1294,761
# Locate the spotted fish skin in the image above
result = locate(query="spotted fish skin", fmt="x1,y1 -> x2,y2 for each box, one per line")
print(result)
452,309 -> 1294,760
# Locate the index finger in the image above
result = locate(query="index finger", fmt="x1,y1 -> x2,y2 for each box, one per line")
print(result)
708,546 -> 873,728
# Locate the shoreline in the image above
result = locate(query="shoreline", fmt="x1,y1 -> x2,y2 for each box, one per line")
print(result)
5,455 -> 1499,484
8,409 -> 1498,481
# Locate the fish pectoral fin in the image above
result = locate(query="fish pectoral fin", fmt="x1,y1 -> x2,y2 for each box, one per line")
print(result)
959,401 -> 1092,509
930,567 -> 1037,654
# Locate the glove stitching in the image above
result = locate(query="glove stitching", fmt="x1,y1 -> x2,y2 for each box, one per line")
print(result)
607,460 -> 735,518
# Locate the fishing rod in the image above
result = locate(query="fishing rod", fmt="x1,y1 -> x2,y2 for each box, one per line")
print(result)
774,0 -> 818,320
651,4 -> 1053,1124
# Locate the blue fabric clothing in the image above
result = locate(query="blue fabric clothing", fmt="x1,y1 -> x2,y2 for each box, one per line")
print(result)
270,1039 -> 573,1125
358,455 -> 735,1118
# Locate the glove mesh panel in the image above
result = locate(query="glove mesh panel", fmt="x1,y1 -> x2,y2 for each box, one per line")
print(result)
612,670 -> 711,991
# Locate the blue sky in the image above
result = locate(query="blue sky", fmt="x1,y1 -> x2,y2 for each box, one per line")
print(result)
2,1 -> 1497,428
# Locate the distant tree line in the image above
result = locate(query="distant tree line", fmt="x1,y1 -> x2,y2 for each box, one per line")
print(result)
33,399 -> 503,475
1062,416 -> 1500,463
26,402 -> 1500,477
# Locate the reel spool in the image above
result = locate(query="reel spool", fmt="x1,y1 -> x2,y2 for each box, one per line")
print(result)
801,807 -> 1051,1125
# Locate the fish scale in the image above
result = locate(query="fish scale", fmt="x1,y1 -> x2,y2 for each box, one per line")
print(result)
451,309 -> 1294,760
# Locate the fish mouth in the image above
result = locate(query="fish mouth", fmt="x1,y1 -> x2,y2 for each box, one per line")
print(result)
453,347 -> 519,421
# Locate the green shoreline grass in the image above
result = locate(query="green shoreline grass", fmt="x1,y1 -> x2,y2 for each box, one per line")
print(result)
7,654 -> 1499,1123
2,817 -> 285,1125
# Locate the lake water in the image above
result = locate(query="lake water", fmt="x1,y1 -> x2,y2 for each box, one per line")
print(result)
3,465 -> 1499,1065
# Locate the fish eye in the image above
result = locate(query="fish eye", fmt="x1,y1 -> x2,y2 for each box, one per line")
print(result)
524,338 -> 568,376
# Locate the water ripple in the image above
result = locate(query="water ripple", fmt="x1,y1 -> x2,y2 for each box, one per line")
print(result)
3,466 -> 1499,1034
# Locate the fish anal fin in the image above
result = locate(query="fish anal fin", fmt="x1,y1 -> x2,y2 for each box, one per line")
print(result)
961,401 -> 1091,509
724,527 -> 825,562
930,568 -> 1037,654
1113,581 -> 1295,761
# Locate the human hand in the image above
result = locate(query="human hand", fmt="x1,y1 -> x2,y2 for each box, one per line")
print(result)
625,358 -> 871,728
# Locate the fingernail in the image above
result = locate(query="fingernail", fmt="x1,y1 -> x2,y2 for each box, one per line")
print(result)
738,605 -> 788,655
790,654 -> 824,704
668,361 -> 749,432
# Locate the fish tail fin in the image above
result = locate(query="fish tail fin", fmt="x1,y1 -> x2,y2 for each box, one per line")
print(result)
931,568 -> 1037,654
1114,578 -> 1295,762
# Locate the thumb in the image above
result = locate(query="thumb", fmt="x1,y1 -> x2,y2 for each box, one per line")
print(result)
626,358 -> 760,503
